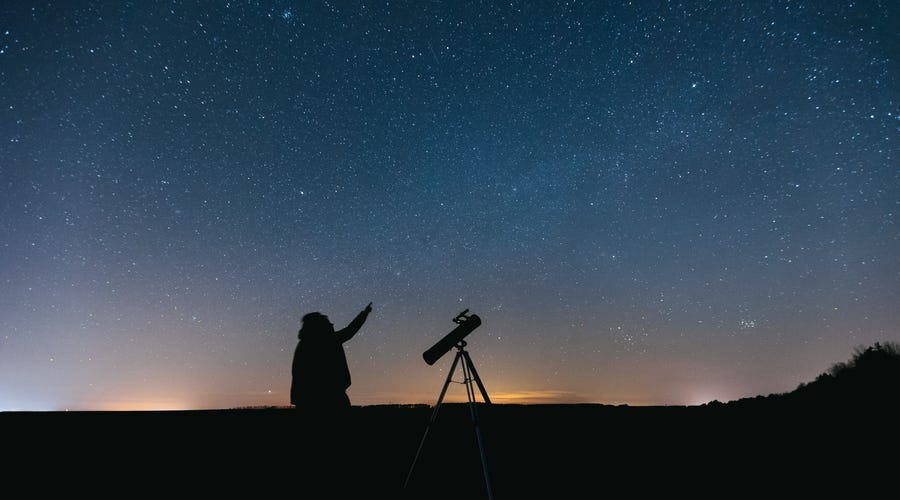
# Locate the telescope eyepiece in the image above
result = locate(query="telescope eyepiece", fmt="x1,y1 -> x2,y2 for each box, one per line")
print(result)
452,309 -> 471,324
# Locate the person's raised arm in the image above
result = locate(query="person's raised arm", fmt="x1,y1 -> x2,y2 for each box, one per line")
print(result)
335,302 -> 372,344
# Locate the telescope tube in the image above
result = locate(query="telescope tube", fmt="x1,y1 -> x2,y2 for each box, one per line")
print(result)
422,314 -> 482,365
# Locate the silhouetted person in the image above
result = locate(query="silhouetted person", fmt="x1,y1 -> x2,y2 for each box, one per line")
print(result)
291,302 -> 372,415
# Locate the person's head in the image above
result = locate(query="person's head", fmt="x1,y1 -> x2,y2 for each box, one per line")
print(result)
299,312 -> 334,339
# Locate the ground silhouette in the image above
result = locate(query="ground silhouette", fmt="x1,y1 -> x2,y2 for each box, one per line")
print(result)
4,343 -> 897,497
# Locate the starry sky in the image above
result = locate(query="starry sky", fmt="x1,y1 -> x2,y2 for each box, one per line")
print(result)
1,1 -> 898,411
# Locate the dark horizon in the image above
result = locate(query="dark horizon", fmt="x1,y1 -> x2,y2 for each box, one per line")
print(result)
3,340 -> 895,413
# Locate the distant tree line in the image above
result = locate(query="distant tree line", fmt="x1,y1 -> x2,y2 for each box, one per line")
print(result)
711,342 -> 900,409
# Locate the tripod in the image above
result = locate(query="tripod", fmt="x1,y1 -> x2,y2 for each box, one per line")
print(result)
404,340 -> 494,500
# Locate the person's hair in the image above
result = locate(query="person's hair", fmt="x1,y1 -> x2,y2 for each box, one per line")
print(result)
299,312 -> 327,339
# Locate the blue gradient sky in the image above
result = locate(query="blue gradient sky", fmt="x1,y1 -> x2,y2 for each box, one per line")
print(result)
1,1 -> 898,410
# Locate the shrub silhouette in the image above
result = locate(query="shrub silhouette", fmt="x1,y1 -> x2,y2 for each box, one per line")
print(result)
827,342 -> 900,377
726,342 -> 900,411
790,342 -> 900,408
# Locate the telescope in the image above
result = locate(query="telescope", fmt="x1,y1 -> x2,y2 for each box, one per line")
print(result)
407,309 -> 493,499
422,309 -> 482,365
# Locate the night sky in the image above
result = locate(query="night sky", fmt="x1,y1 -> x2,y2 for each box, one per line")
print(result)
1,1 -> 898,411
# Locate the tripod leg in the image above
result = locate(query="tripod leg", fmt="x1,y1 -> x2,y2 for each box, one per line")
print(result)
461,354 -> 494,500
404,350 -> 463,489
433,350 -> 462,412
462,350 -> 492,404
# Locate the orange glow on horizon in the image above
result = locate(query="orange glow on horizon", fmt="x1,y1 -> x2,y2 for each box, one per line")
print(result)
88,399 -> 193,411
487,390 -> 583,404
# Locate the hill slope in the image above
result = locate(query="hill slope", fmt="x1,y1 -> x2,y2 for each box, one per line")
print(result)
725,342 -> 900,409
